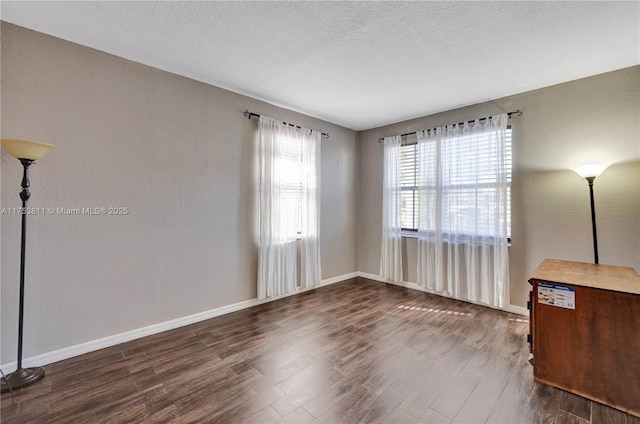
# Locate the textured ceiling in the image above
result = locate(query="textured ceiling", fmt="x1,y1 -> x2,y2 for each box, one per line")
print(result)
2,1 -> 639,131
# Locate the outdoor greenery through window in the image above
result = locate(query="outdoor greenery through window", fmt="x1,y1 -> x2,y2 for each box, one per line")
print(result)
400,127 -> 512,238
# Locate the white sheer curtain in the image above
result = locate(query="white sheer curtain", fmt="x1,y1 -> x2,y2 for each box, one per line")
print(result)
257,116 -> 321,299
299,124 -> 322,290
416,114 -> 509,308
380,135 -> 403,282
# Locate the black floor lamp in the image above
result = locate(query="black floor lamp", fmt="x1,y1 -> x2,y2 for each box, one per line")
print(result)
570,163 -> 611,265
1,139 -> 55,393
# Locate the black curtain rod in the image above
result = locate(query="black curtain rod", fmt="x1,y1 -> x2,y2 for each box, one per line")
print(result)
244,110 -> 330,138
377,110 -> 522,143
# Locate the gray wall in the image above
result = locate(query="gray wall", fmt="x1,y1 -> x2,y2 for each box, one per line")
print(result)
1,23 -> 358,362
358,66 -> 640,308
2,22 -> 638,364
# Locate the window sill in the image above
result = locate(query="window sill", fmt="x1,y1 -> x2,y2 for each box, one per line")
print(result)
401,231 -> 512,247
401,230 -> 418,239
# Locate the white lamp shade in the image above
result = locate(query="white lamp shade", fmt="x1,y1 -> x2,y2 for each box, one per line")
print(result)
570,163 -> 611,179
1,139 -> 55,160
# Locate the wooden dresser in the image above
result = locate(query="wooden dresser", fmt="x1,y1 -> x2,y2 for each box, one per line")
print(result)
528,259 -> 640,418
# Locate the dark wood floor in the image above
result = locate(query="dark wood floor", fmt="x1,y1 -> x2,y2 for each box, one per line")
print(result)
2,278 -> 639,424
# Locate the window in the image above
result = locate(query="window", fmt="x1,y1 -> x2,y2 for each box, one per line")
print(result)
400,127 -> 512,239
279,137 -> 304,238
257,115 -> 322,299
400,140 -> 418,230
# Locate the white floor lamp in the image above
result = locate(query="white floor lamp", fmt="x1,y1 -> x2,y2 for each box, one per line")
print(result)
1,139 -> 55,393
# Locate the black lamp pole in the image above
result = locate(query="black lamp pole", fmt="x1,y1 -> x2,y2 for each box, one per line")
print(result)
1,159 -> 45,393
586,176 -> 599,264
571,163 -> 610,266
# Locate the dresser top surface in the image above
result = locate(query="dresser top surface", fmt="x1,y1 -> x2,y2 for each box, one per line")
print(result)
531,259 -> 640,295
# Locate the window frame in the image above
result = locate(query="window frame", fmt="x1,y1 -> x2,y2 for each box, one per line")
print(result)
399,126 -> 512,242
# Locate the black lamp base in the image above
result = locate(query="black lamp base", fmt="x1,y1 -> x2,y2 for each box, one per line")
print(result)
0,367 -> 45,393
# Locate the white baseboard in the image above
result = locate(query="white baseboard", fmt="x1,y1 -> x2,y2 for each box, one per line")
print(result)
357,271 -> 529,316
503,304 -> 529,316
3,270 -> 525,371
321,271 -> 358,286
1,272 -> 358,372
357,271 -> 387,283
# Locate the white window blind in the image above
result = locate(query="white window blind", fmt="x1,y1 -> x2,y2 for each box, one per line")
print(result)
400,128 -> 512,238
400,142 -> 418,230
279,137 -> 304,238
